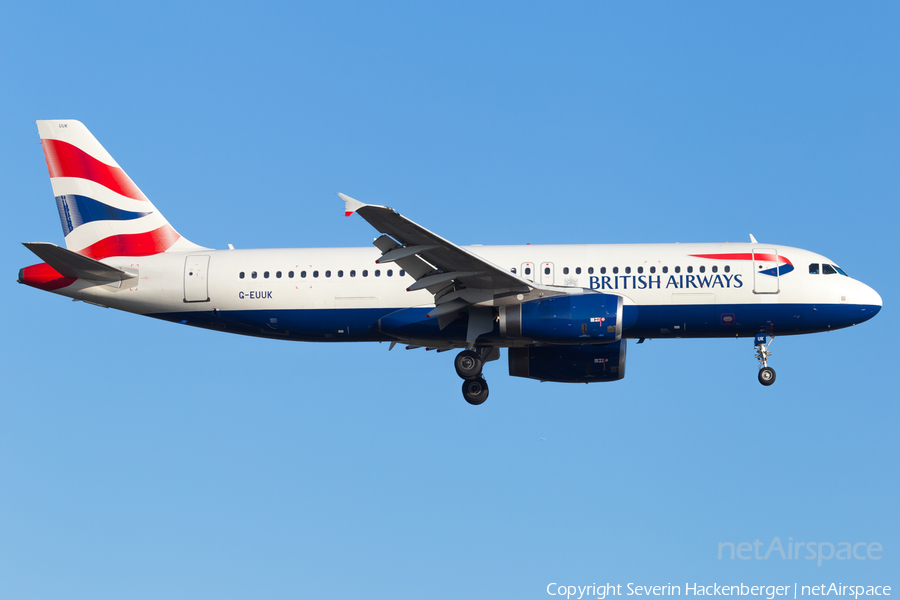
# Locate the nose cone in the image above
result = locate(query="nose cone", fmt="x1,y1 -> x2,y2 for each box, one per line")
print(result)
857,282 -> 882,321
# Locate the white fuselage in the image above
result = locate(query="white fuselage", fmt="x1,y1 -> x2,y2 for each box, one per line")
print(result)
45,242 -> 882,346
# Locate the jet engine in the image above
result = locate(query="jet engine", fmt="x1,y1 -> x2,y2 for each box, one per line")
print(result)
508,340 -> 627,383
498,292 -> 622,344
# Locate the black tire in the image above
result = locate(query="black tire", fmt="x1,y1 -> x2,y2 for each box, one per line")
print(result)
462,377 -> 489,405
758,367 -> 776,386
455,350 -> 483,380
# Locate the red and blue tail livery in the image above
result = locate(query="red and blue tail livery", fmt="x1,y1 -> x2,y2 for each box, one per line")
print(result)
36,120 -> 201,260
19,121 -> 883,404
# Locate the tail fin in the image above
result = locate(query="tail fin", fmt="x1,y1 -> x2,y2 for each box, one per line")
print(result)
37,120 -> 203,259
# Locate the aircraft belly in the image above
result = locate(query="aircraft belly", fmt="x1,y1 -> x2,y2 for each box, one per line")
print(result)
625,302 -> 881,338
149,307 -> 391,341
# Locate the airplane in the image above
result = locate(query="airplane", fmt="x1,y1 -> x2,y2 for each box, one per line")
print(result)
18,120 -> 883,405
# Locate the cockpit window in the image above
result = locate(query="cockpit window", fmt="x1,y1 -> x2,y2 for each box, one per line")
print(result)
809,263 -> 820,275
833,265 -> 848,276
822,264 -> 837,275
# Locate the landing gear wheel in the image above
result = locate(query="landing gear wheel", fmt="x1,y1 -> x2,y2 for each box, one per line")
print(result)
754,335 -> 776,387
462,377 -> 489,405
455,350 -> 483,380
758,367 -> 776,386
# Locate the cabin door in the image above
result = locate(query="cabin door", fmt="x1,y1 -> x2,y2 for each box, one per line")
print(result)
184,255 -> 210,302
752,248 -> 779,294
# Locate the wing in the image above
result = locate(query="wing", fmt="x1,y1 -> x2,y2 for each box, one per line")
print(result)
339,193 -> 564,343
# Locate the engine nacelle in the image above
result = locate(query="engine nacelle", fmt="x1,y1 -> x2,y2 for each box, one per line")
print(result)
508,340 -> 627,383
499,292 -> 623,344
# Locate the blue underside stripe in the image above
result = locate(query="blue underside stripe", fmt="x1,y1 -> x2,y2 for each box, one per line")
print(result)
148,303 -> 881,343
55,194 -> 152,235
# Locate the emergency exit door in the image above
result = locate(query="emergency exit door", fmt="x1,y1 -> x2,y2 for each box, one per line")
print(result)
521,262 -> 535,282
540,262 -> 555,285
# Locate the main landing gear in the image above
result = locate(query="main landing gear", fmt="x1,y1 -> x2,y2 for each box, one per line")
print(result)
455,348 -> 495,405
754,333 -> 776,386
461,377 -> 489,406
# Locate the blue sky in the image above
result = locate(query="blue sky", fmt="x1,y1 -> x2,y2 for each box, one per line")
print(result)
1,2 -> 897,598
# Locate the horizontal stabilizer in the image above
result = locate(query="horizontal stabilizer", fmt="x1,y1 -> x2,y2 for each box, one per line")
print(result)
23,242 -> 135,281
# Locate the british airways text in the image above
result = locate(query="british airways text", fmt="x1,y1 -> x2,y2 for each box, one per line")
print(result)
589,274 -> 743,291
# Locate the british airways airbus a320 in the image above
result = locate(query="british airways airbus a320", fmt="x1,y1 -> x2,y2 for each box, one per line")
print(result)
19,120 -> 882,404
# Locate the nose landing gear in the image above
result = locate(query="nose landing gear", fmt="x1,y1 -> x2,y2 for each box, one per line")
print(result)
455,347 -> 497,405
755,333 -> 776,386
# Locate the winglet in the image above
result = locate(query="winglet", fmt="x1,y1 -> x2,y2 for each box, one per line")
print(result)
338,193 -> 366,217
749,234 -> 758,244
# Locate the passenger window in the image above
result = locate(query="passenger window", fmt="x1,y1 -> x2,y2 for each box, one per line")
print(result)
387,269 -> 393,276
724,266 -> 731,273
675,266 -> 681,273
264,271 -> 270,278
687,266 -> 693,273
400,270 -> 405,276
588,267 -> 594,274
575,267 -> 581,275
252,271 -> 258,279
809,263 -> 820,275
625,267 -> 631,274
563,267 -> 569,275
699,266 -> 705,273
336,270 -> 342,277
638,266 -> 644,274
601,267 -> 607,274
325,270 -> 331,278
525,267 -> 532,275
511,268 -> 517,274
822,264 -> 837,275
375,270 -> 381,277
662,266 -> 668,274
362,270 -> 368,277
649,266 -> 655,274
712,266 -> 718,273
613,267 -> 619,274
350,270 -> 356,277
289,271 -> 294,278
240,272 -> 245,279
300,271 -> 306,278
313,271 -> 319,278
276,271 -> 282,278
544,267 -> 550,275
